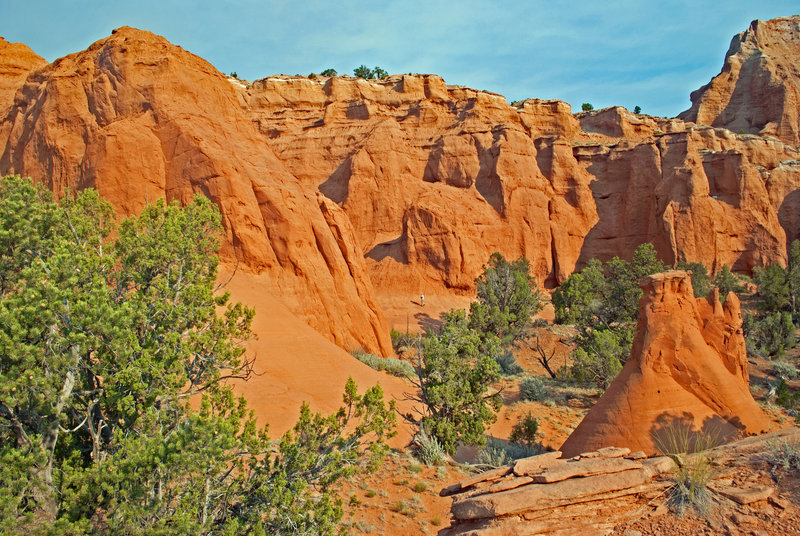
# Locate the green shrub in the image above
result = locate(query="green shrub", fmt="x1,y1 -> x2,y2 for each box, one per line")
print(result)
390,328 -> 420,351
764,438 -> 800,472
552,243 -> 665,388
494,350 -> 523,375
469,252 -> 543,349
476,437 -> 541,467
744,312 -> 796,358
773,361 -> 800,381
411,309 -> 502,454
0,175 -> 399,535
413,427 -> 448,466
353,65 -> 388,79
633,105 -> 641,114
476,440 -> 511,467
676,261 -> 713,297
320,68 -> 337,76
713,265 -> 747,299
519,375 -> 548,402
509,412 -> 540,448
569,329 -> 627,388
352,350 -> 416,379
775,380 -> 800,415
581,103 -> 594,111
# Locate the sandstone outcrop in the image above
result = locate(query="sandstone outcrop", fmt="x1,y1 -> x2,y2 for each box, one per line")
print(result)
444,428 -> 800,535
560,271 -> 771,458
0,37 -> 47,114
0,27 -> 391,355
573,124 -> 800,271
680,16 -> 800,146
247,74 -> 598,291
441,446 -> 674,535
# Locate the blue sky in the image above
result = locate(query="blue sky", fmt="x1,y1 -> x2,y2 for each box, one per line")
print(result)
2,1 -> 798,117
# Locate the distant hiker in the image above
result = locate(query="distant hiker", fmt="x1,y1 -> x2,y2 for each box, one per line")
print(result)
420,293 -> 425,306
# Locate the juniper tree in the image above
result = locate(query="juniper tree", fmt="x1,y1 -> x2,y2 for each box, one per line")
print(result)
0,176 -> 395,535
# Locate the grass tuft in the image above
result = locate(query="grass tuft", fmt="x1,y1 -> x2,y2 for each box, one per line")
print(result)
764,437 -> 800,473
351,349 -> 416,379
654,423 -> 721,516
413,427 -> 448,466
412,481 -> 428,493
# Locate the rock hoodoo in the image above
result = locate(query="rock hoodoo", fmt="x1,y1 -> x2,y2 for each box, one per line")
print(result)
680,16 -> 800,146
560,271 -> 772,458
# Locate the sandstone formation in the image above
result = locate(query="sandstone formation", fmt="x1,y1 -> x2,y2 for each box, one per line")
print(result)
442,446 -> 674,535
245,21 -> 800,297
247,76 -> 597,290
680,16 -> 800,146
444,428 -> 800,535
1,18 -> 799,354
0,37 -> 46,115
0,27 -> 391,356
572,123 -> 800,271
560,271 -> 772,458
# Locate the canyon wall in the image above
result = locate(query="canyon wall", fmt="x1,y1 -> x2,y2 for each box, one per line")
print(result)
1,17 -> 799,353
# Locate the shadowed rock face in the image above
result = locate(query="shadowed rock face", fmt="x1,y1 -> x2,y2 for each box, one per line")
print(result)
560,271 -> 772,458
0,27 -> 392,356
680,16 -> 800,146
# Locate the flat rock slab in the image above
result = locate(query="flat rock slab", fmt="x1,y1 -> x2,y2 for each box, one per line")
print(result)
596,446 -> 631,458
714,484 -> 774,505
532,457 -> 643,484
484,476 -> 534,494
442,466 -> 512,496
512,451 -> 564,476
452,466 -> 651,520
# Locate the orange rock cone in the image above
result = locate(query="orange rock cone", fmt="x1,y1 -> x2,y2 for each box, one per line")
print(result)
560,271 -> 772,457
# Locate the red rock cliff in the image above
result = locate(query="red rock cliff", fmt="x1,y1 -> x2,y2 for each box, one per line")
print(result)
0,27 -> 392,355
1,19 -> 799,352
251,70 -> 799,296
